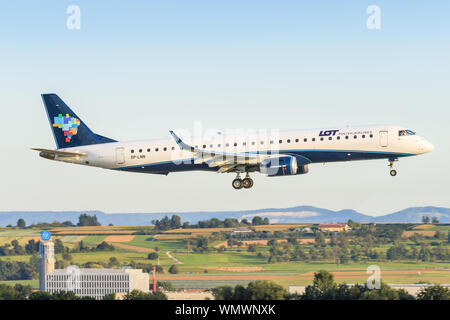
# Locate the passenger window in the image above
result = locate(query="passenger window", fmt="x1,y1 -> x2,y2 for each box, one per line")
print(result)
155,148 -> 159,152
353,135 -> 357,139
131,150 -> 134,153
251,141 -> 255,145
362,135 -> 365,138
226,143 -> 230,147
234,142 -> 237,147
312,138 -> 315,142
398,130 -> 406,136
203,145 -> 206,148
139,149 -> 142,153
279,140 -> 282,144
217,144 -> 221,148
147,148 -> 150,152
163,147 -> 167,151
287,139 -> 291,143
370,134 -> 373,138
345,136 -> 349,140
260,141 -> 264,145
303,138 -> 307,142
270,140 -> 274,144
210,144 -> 213,148
328,137 -> 332,140
295,139 -> 299,143
171,146 -> 175,150
242,142 -> 246,146
320,137 -> 324,141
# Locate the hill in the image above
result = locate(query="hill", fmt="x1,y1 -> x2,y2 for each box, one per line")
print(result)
0,206 -> 449,226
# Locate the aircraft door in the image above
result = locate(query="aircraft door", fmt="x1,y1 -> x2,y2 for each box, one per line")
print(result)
115,147 -> 125,164
379,131 -> 388,147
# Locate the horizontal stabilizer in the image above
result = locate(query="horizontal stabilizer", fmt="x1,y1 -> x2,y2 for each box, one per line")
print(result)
31,148 -> 87,159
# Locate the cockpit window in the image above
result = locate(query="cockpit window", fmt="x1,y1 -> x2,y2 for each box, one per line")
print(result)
399,130 -> 416,136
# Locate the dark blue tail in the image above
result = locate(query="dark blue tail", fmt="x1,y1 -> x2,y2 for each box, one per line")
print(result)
42,94 -> 116,149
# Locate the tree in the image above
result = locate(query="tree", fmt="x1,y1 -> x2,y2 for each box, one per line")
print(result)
422,216 -> 430,224
108,257 -> 120,267
123,290 -> 167,300
170,215 -> 182,229
212,281 -> 286,300
16,219 -> 26,229
417,285 -> 450,300
251,216 -> 263,226
431,216 -> 439,224
147,252 -> 159,260
168,265 -> 179,274
77,214 -> 101,226
103,293 -> 116,300
313,270 -> 336,292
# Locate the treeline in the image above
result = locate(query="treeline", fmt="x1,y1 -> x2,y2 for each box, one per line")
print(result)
151,215 -> 269,231
0,284 -> 167,300
4,214 -> 102,229
212,270 -> 450,300
0,257 -> 39,281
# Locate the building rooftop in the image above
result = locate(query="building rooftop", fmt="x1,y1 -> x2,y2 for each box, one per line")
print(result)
49,267 -> 145,274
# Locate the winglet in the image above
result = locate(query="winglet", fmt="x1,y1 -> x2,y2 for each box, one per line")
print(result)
169,131 -> 196,152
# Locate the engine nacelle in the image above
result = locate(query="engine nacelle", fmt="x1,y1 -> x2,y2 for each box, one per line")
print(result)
260,156 -> 309,177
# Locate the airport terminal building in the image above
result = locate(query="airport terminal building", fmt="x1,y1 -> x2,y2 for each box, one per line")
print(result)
45,267 -> 149,300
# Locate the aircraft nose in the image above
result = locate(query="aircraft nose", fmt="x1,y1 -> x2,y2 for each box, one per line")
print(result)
421,140 -> 435,153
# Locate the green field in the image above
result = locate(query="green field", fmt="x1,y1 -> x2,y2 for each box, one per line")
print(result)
0,224 -> 449,290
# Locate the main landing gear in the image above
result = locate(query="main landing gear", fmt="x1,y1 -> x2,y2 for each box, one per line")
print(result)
232,173 -> 254,190
389,158 -> 398,176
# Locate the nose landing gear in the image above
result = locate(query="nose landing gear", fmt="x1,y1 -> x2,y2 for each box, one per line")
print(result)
232,173 -> 254,189
389,158 -> 398,176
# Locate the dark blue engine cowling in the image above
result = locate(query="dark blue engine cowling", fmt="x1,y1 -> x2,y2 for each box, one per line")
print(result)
260,156 -> 309,177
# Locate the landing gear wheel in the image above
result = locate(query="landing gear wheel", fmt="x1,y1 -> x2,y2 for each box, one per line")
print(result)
232,178 -> 243,189
242,178 -> 254,189
388,158 -> 398,177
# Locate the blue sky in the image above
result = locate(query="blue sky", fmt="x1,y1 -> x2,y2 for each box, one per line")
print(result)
0,1 -> 449,216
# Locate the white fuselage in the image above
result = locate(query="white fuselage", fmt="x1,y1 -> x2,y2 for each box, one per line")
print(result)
51,125 -> 434,175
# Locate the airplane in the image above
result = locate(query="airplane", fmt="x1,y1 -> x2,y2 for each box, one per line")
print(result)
33,94 -> 434,189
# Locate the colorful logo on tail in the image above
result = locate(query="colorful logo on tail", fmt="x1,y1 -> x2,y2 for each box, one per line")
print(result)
53,114 -> 81,143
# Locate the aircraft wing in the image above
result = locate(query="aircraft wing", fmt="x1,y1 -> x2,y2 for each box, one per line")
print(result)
31,148 -> 87,158
169,130 -> 270,173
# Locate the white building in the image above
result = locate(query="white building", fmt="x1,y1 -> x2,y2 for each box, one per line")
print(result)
45,267 -> 149,300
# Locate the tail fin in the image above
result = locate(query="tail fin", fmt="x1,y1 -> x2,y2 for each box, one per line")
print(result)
41,94 -> 116,149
